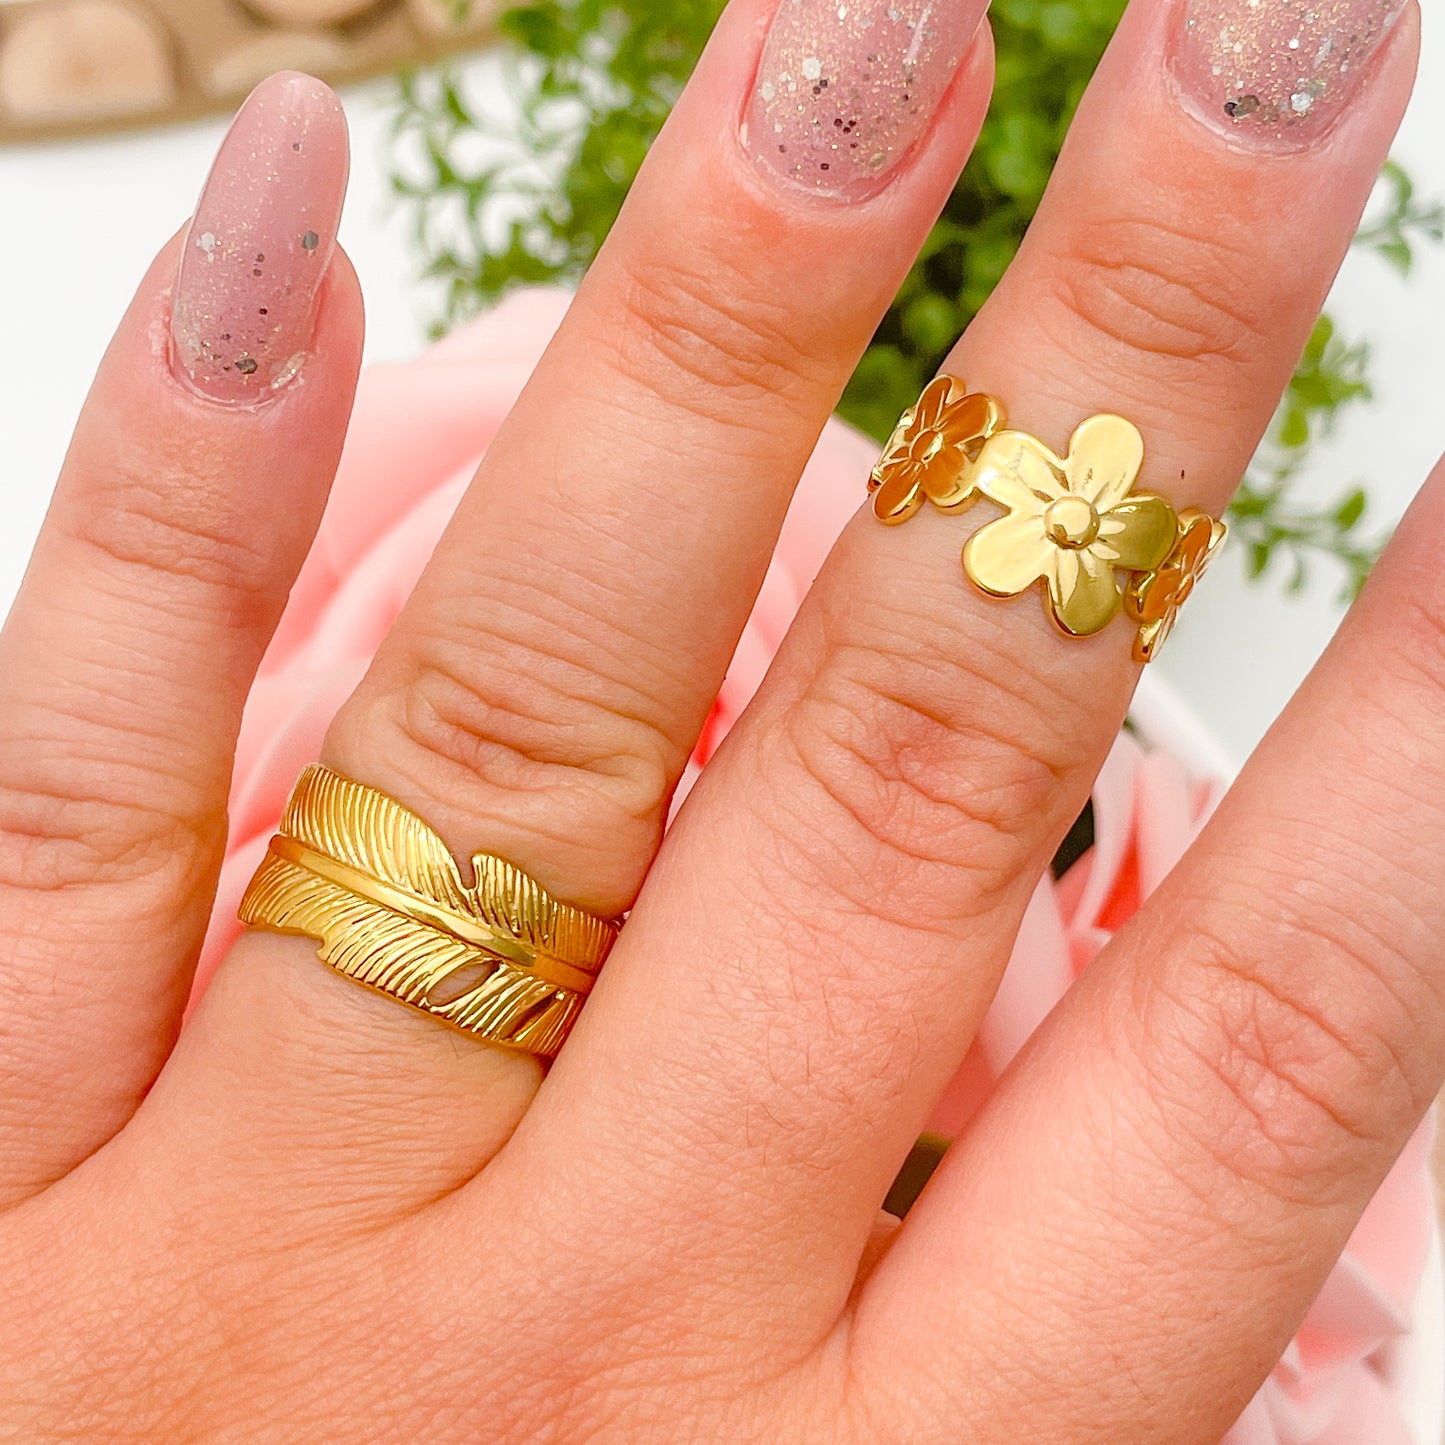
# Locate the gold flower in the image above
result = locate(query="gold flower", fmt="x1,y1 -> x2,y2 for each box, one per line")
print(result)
869,376 -> 1003,524
963,414 -> 1178,638
1124,510 -> 1227,663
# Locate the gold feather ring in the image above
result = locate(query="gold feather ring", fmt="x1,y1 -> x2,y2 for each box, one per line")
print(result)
239,766 -> 621,1059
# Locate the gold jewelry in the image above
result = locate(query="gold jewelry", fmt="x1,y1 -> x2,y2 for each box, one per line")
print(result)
239,766 -> 620,1058
1123,510 -> 1228,663
868,377 -> 1227,663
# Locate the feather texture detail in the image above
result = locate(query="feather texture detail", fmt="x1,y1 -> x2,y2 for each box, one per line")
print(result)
237,766 -> 610,1058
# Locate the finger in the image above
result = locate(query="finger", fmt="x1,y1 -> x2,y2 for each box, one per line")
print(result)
0,73 -> 359,1204
498,0 -> 1419,1353
323,0 -> 993,910
862,442 -> 1445,1442
149,0 -> 998,1200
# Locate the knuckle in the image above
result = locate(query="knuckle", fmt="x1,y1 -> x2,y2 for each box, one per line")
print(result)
0,769 -> 220,901
767,612 -> 1072,925
1045,213 -> 1267,390
602,243 -> 823,427
405,633 -> 674,808
67,459 -> 279,609
1133,906 -> 1421,1206
336,629 -> 676,890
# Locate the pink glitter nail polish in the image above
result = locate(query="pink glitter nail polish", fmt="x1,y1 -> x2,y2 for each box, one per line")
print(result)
1172,0 -> 1406,147
171,72 -> 349,405
742,0 -> 990,202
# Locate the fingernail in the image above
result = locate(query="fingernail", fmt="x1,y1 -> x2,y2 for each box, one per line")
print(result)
171,72 -> 349,405
1172,0 -> 1406,148
743,0 -> 990,202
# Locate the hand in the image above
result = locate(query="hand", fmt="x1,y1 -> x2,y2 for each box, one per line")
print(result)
0,0 -> 1431,1439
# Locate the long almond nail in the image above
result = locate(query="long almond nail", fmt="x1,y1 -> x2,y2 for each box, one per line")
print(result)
171,72 -> 349,405
1172,0 -> 1405,148
743,0 -> 990,202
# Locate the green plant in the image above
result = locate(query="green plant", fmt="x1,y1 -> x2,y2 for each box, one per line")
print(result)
1231,318 -> 1381,599
388,0 -> 1441,599
1354,159 -> 1445,276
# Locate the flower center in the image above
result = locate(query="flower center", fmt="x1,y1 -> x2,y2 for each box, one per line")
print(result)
910,429 -> 945,465
1043,495 -> 1100,550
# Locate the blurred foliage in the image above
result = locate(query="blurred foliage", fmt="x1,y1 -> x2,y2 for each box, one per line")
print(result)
1232,317 -> 1382,599
389,0 -> 1443,600
1354,160 -> 1445,278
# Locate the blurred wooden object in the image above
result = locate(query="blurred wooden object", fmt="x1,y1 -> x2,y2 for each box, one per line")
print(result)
243,0 -> 381,22
0,1 -> 176,125
0,0 -> 496,141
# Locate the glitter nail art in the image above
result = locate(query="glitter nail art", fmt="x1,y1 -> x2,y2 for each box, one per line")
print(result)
1173,0 -> 1405,147
171,72 -> 348,404
742,0 -> 990,201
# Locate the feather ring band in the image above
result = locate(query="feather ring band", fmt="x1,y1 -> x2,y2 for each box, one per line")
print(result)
239,766 -> 620,1059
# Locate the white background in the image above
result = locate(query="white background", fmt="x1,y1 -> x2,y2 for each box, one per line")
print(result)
0,19 -> 1442,764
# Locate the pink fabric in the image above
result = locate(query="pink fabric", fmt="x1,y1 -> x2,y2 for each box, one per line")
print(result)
203,289 -> 1438,1442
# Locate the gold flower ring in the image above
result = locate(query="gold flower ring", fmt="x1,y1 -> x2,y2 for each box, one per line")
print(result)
868,376 -> 1226,661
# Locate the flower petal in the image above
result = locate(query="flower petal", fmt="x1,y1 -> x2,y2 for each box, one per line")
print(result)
1095,494 -> 1177,571
871,420 -> 913,486
1177,514 -> 1213,567
918,451 -> 975,510
872,467 -> 924,523
1064,414 -> 1145,510
913,375 -> 954,431
939,390 -> 1001,447
964,512 -> 1054,598
1049,546 -> 1122,636
1124,563 -> 1171,626
1178,510 -> 1228,573
971,431 -> 1065,513
1134,612 -> 1172,665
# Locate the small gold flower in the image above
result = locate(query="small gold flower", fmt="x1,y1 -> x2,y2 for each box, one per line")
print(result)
869,376 -> 1003,524
1125,510 -> 1228,663
963,414 -> 1178,638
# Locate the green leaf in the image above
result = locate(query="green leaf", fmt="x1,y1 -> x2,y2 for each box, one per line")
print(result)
902,294 -> 960,355
1334,489 -> 1367,530
1377,238 -> 1413,276
1353,157 -> 1445,276
500,6 -> 566,54
1277,406 -> 1309,451
1038,2 -> 1088,50
841,346 -> 925,442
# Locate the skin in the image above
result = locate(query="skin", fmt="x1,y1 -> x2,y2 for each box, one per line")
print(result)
0,0 -> 1435,1439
